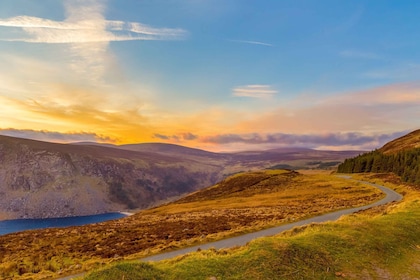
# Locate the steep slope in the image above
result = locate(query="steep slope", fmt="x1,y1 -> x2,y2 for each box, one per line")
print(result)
0,170 -> 385,279
0,136 -> 224,219
379,129 -> 420,154
0,135 -> 362,219
83,173 -> 420,280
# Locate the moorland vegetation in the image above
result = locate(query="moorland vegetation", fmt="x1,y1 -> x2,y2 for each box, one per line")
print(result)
82,129 -> 420,279
83,173 -> 420,279
0,170 -> 383,279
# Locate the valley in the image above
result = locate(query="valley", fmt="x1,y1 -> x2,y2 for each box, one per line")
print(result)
0,170 -> 384,279
86,173 -> 419,280
0,130 -> 419,279
1,1 -> 418,278
0,135 -> 360,220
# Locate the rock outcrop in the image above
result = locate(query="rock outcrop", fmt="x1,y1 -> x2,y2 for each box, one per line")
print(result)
0,136 -> 223,219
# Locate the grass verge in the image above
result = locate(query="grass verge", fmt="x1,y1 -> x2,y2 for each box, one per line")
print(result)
0,171 -> 387,279
83,173 -> 420,279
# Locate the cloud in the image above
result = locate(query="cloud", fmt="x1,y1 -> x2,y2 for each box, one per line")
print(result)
200,131 -> 408,150
0,87 -> 156,144
325,82 -> 420,106
0,10 -> 187,43
154,132 -> 198,142
151,129 -> 408,151
0,128 -> 115,143
0,16 -> 187,43
229,39 -> 273,47
233,85 -> 278,98
230,82 -> 420,137
0,0 -> 187,83
154,133 -> 170,140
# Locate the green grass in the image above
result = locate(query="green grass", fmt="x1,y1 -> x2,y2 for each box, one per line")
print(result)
1,170 -> 385,280
83,176 -> 420,279
83,262 -> 166,280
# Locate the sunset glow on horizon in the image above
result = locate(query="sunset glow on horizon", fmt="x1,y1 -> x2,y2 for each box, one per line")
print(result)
1,0 -> 419,152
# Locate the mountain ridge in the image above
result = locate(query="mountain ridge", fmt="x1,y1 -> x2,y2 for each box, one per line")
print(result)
0,135 -> 362,219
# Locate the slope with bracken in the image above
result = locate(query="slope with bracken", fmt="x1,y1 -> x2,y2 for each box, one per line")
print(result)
0,170 -> 384,279
379,129 -> 420,154
82,132 -> 420,280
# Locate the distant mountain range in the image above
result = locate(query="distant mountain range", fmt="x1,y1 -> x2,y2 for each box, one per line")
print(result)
0,135 -> 362,219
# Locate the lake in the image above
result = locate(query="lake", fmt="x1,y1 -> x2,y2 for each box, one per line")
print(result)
0,212 -> 126,236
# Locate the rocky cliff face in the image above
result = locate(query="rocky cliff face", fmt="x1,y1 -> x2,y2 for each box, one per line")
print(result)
0,136 -> 224,219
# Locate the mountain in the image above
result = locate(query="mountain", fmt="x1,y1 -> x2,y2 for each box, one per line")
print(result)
379,129 -> 420,154
118,143 -> 223,157
0,136 -> 224,219
0,136 -> 362,219
338,129 -> 420,184
0,169 -> 386,279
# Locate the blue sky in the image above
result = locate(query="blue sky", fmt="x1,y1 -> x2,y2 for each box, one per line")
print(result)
0,0 -> 419,151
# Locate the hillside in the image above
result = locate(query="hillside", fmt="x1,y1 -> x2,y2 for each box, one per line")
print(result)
0,135 -> 224,219
338,129 -> 420,184
0,170 -> 384,279
0,135 -> 361,219
84,173 -> 420,280
380,129 -> 420,154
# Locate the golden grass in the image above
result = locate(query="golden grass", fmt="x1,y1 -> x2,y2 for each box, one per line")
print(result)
84,172 -> 420,280
0,170 -> 384,279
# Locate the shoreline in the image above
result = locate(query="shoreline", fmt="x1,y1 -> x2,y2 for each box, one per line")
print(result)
0,212 -> 129,236
119,211 -> 135,216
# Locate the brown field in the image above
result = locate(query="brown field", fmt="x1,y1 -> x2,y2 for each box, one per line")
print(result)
0,170 -> 384,279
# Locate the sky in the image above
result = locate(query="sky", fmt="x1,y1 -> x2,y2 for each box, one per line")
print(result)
0,0 -> 419,152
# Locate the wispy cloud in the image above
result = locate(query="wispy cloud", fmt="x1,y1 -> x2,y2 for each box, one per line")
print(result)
154,132 -> 198,142
149,130 -> 408,151
0,16 -> 187,43
325,82 -> 420,106
0,10 -> 187,43
0,128 -> 115,143
0,87 -> 154,144
229,39 -> 273,47
0,0 -> 187,83
200,131 -> 406,148
233,85 -> 278,98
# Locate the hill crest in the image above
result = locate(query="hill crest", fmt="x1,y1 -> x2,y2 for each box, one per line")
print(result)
379,129 -> 420,154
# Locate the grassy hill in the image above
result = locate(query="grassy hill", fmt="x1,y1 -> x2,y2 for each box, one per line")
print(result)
81,131 -> 420,279
0,170 -> 383,279
380,129 -> 420,154
83,173 -> 420,280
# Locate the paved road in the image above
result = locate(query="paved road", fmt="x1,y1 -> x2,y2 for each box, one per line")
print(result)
58,176 -> 402,279
141,177 -> 402,262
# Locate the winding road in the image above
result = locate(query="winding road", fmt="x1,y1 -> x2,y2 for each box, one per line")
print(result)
140,177 -> 402,262
59,176 -> 402,279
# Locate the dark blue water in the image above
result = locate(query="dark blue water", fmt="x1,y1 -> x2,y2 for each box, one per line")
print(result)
0,212 -> 126,236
